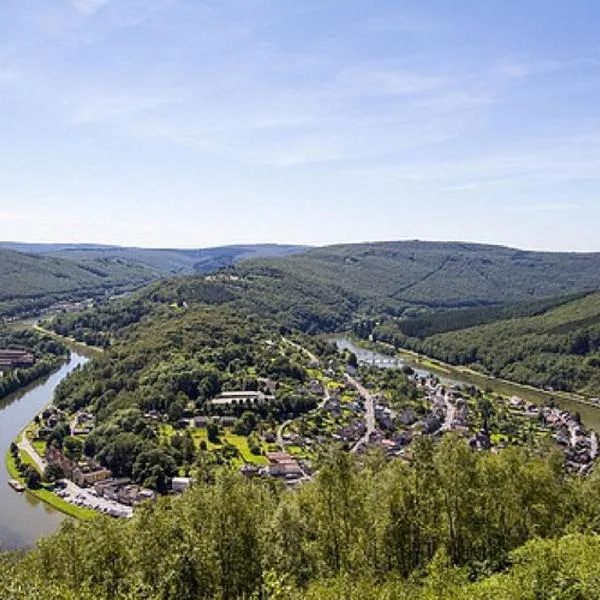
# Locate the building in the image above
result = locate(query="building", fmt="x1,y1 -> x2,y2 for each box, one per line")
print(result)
210,390 -> 274,406
172,477 -> 192,493
46,446 -> 110,487
0,349 -> 35,369
264,452 -> 304,478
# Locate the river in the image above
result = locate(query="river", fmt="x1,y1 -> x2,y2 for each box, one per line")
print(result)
0,351 -> 88,551
331,336 -> 600,431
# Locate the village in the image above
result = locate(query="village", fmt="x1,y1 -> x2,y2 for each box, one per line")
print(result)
10,336 -> 600,518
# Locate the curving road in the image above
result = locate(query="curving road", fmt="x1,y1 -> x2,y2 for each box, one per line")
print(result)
344,374 -> 375,454
18,433 -> 46,474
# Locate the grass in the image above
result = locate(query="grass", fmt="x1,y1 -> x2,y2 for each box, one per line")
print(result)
32,488 -> 98,521
19,447 -> 39,470
32,439 -> 46,456
5,448 -> 97,521
191,428 -> 268,465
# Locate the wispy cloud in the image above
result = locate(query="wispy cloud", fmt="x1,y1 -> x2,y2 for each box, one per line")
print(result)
71,0 -> 112,16
508,203 -> 582,214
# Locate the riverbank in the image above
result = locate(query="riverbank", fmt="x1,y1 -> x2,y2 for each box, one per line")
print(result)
0,351 -> 93,549
0,327 -> 104,525
31,325 -> 104,358
4,447 -> 96,521
330,334 -> 600,431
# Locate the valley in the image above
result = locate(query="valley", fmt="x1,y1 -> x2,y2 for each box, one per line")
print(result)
4,240 -> 600,598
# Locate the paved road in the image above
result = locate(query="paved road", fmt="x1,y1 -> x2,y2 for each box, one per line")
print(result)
61,480 -> 133,518
441,394 -> 456,431
18,433 -> 46,473
345,374 -> 375,453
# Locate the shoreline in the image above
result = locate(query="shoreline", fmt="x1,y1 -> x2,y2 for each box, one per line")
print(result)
2,332 -> 100,521
333,334 -> 600,422
4,447 -> 97,521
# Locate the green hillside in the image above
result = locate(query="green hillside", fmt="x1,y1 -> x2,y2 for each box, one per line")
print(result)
243,241 -> 600,312
0,242 -> 308,275
377,291 -> 600,395
0,249 -> 157,317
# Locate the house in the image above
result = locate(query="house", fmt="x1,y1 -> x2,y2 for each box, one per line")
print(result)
264,452 -> 303,478
46,446 -> 111,487
240,464 -> 259,477
72,464 -> 111,487
94,478 -> 132,499
172,477 -> 192,493
193,416 -> 209,428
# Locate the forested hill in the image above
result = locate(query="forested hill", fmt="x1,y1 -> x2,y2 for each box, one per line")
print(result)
0,249 -> 155,304
376,291 -> 600,395
0,242 -> 307,275
240,241 -> 600,312
46,240 -> 600,339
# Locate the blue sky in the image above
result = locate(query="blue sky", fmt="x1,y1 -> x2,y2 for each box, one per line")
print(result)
1,0 -> 599,250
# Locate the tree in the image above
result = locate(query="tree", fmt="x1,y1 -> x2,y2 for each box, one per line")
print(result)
347,352 -> 358,369
132,448 -> 177,493
207,422 -> 221,444
25,466 -> 42,489
168,397 -> 185,424
44,462 -> 64,483
63,436 -> 83,460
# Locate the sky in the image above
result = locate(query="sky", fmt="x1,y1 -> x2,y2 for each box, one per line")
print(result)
1,0 -> 599,251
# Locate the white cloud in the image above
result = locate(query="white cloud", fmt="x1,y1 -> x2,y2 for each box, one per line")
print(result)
71,0 -> 111,16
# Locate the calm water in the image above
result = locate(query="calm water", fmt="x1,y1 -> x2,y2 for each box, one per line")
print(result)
0,352 -> 88,550
330,336 -> 600,431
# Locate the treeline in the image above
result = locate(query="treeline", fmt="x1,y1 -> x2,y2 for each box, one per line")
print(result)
3,438 -> 600,598
391,292 -> 590,339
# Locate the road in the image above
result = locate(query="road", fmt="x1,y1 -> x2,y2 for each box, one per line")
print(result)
276,339 -> 330,449
282,337 -> 319,364
344,374 -> 375,454
441,394 -> 456,432
18,433 -> 46,473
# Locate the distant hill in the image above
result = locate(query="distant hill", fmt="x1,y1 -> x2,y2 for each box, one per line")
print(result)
45,239 -> 600,393
0,242 -> 308,275
237,241 -> 600,315
0,249 -> 158,301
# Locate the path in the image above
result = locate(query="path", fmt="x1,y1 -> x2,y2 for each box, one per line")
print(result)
276,338 -> 330,450
282,337 -> 319,364
344,374 -> 375,453
18,433 -> 46,474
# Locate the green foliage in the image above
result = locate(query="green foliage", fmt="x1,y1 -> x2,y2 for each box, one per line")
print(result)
3,442 -> 600,598
0,328 -> 69,399
0,249 -> 156,318
385,291 -> 600,394
24,465 -> 42,489
44,461 -> 65,482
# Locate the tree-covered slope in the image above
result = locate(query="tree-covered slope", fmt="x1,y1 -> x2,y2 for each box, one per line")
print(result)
244,241 -> 600,312
0,249 -> 156,302
4,439 -> 600,599
382,291 -> 600,394
0,242 -> 308,275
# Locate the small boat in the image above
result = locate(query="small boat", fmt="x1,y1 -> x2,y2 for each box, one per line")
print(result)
8,479 -> 25,492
